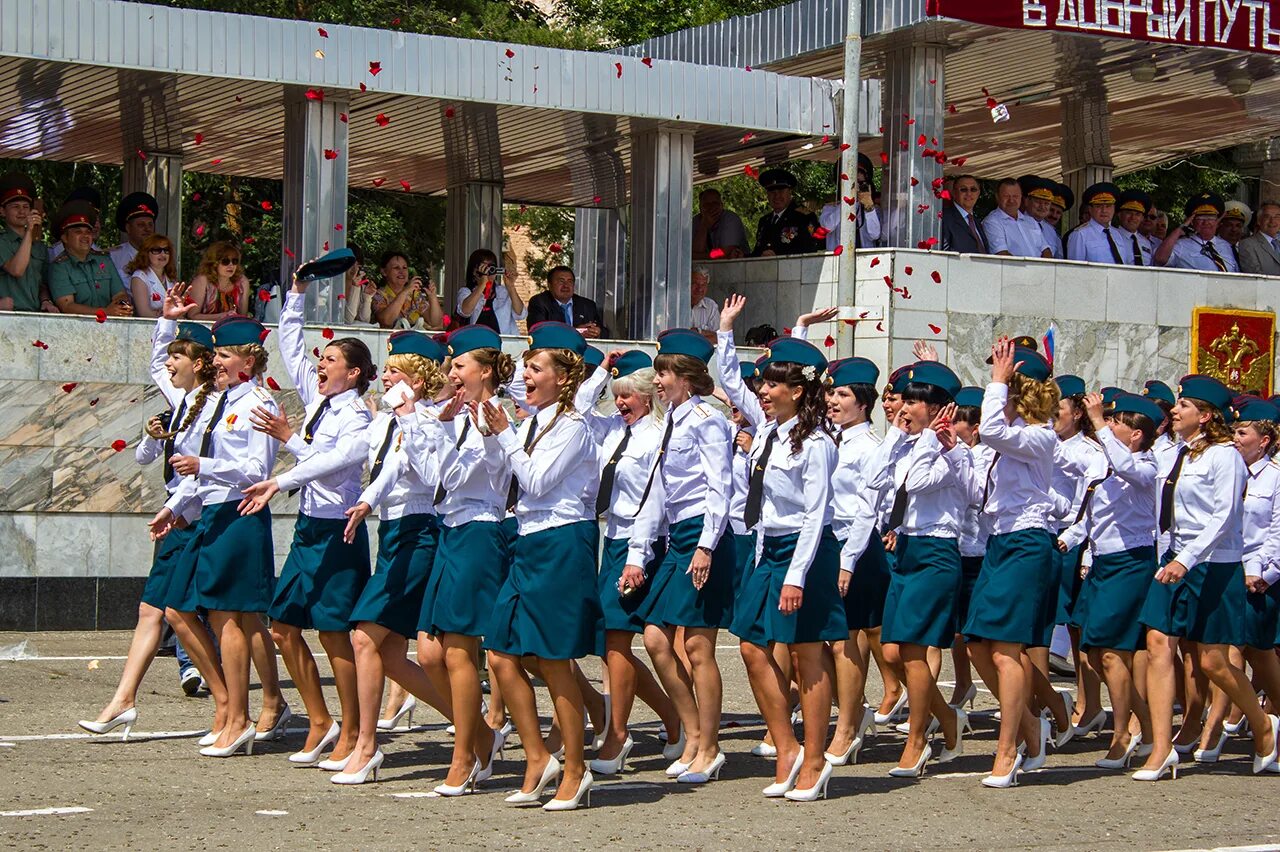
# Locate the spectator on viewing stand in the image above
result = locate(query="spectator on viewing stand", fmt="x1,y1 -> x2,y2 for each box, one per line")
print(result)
690,265 -> 719,341
1019,175 -> 1064,259
372,250 -> 444,330
0,171 -> 51,312
983,178 -> 1051,258
456,247 -> 527,334
751,169 -> 819,256
49,200 -> 131,316
1154,192 -> 1238,272
125,234 -> 177,317
48,186 -> 101,261
525,264 -> 609,338
1046,183 -> 1073,231
1238,201 -> 1280,276
341,243 -> 376,325
1066,183 -> 1127,264
1218,201 -> 1250,268
693,188 -> 749,259
941,174 -> 988,254
109,191 -> 158,285
819,153 -> 881,251
1152,211 -> 1169,239
1137,202 -> 1161,254
189,240 -> 251,320
1114,189 -> 1155,265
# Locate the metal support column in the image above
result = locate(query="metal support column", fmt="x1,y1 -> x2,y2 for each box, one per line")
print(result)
1058,37 -> 1112,224
835,0 -> 862,359
281,86 -> 349,323
574,207 -> 627,338
628,124 -> 694,339
119,71 -> 183,266
881,30 -> 946,249
443,103 -> 504,311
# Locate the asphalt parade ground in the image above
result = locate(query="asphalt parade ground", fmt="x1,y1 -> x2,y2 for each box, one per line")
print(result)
0,631 -> 1277,851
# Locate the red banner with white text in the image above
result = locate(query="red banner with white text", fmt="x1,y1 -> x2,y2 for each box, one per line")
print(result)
926,0 -> 1280,56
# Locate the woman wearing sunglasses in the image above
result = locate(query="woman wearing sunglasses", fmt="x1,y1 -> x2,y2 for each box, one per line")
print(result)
125,235 -> 178,318
190,240 -> 251,320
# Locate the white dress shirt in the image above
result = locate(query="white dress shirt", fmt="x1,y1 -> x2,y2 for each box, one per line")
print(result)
492,405 -> 595,536
819,201 -> 881,250
1036,218 -> 1063,259
1116,226 -> 1155,265
109,242 -> 138,286
983,208 -> 1049,258
1059,427 -> 1157,556
456,283 -> 528,335
979,383 -> 1057,534
691,297 -> 720,333
1168,235 -> 1239,272
130,267 -> 171,312
715,331 -> 767,428
750,417 -> 837,587
1242,458 -> 1280,585
959,442 -> 996,557
1052,432 -> 1108,528
832,422 -> 887,571
729,425 -> 754,536
410,405 -> 507,527
136,319 -> 205,521
1161,440 -> 1246,567
1067,219 -> 1128,264
867,426 -> 974,540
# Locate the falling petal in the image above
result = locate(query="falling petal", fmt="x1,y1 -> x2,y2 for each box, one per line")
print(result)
928,323 -> 942,334
322,328 -> 335,340
931,270 -> 942,283
110,440 -> 126,452
369,61 -> 382,76
61,382 -> 77,393
641,57 -> 653,67
832,245 -> 844,256
95,309 -> 106,323
266,377 -> 281,390
324,149 -> 339,159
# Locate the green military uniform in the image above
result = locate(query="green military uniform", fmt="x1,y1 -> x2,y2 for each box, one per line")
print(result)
0,227 -> 46,311
49,249 -> 124,309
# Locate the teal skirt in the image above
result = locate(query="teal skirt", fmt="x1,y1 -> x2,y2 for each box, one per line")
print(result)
350,514 -> 438,639
142,525 -> 195,609
882,535 -> 962,648
487,521 -> 603,660
169,501 -> 275,614
1054,536 -> 1086,626
734,532 -> 757,604
639,515 -> 736,629
1077,546 -> 1157,652
1139,552 -> 1245,645
1244,587 -> 1279,650
954,555 -> 984,632
731,527 -> 846,646
420,520 -> 510,637
964,528 -> 1056,646
268,514 -> 370,631
844,529 -> 891,630
598,537 -> 666,635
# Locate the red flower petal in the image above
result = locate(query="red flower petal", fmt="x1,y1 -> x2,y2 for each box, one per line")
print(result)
136,149 -> 147,160
243,237 -> 255,244
260,200 -> 273,211
193,133 -> 204,145
743,164 -> 758,178
870,257 -> 880,267
399,180 -> 411,192
901,287 -> 912,299
95,309 -> 106,323
321,327 -> 334,340
312,347 -> 321,358
323,241 -> 330,251
238,372 -> 250,382
709,248 -> 726,259
317,26 -> 328,37
372,178 -> 386,187
324,148 -> 339,160
876,321 -> 884,332
194,223 -> 206,237
931,270 -> 942,283
879,152 -> 889,165
89,397 -> 99,406
904,266 -> 913,275
641,56 -> 653,67
916,133 -> 927,146
368,61 -> 382,76
61,382 -> 77,393
824,335 -> 835,348
359,82 -> 367,93
151,292 -> 162,303
884,276 -> 893,287
283,247 -> 295,259
111,439 -> 127,452
615,62 -> 623,78
334,223 -> 344,231
339,113 -> 348,123
210,158 -> 223,166
740,132 -> 755,144
843,196 -> 856,206
928,323 -> 942,334
259,289 -> 272,302
948,103 -> 957,113
813,226 -> 829,239
442,314 -> 452,328
839,143 -> 851,151
906,118 -> 915,125
374,113 -> 390,127
266,377 -> 281,391
951,156 -> 967,167
549,243 -> 563,253
592,195 -> 602,204
258,328 -> 271,343
832,245 -> 844,256
505,48 -> 516,58
444,106 -> 456,118
910,177 -> 919,186
782,327 -> 791,335
305,88 -> 324,101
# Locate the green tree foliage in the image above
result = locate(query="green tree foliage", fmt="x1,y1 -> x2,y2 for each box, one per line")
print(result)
506,204 -> 574,282
555,0 -> 787,48
1115,152 -> 1244,217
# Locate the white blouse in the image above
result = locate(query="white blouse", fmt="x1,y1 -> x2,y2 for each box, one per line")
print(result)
979,382 -> 1057,534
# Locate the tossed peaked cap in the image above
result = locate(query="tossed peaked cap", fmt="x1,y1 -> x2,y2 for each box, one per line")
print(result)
296,247 -> 357,282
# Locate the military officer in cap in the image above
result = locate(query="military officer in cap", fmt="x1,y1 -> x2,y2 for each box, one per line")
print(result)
1046,182 -> 1073,232
752,168 -> 820,256
49,186 -> 103,261
1019,175 -> 1063,259
49,200 -> 132,316
819,152 -> 881,251
110,191 -> 158,284
1217,201 -> 1250,268
1153,191 -> 1238,272
1066,182 -> 1129,264
0,171 -> 53,313
1113,189 -> 1155,265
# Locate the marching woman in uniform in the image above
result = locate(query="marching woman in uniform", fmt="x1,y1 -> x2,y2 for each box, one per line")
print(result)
962,338 -> 1059,787
239,275 -> 376,767
480,322 -> 603,811
149,314 -> 281,758
1056,392 -> 1160,769
1194,397 -> 1280,763
871,368 -> 912,724
409,325 -> 512,796
573,350 -> 682,774
1135,376 -> 1279,780
949,387 -> 989,710
868,363 -> 968,777
624,329 -> 736,785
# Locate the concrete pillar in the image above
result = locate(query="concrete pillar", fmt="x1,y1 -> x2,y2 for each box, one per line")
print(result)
574,207 -> 627,337
119,71 -> 183,266
880,36 -> 946,249
628,124 -> 694,339
1057,37 -> 1112,225
281,86 -> 349,323
443,103 -> 504,313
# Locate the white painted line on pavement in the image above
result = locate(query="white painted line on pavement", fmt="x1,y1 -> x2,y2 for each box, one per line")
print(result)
255,810 -> 289,816
0,655 -> 128,662
1,806 -> 93,817
0,729 -> 205,742
1153,846 -> 1280,852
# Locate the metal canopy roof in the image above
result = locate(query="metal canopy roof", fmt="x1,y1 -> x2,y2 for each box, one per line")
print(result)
0,0 -> 837,205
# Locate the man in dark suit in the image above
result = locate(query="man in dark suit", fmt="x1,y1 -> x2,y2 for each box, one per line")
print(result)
940,174 -> 989,254
1238,201 -> 1280,276
525,265 -> 609,338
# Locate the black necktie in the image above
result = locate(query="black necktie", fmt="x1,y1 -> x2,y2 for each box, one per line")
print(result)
1159,445 -> 1191,534
506,419 -> 538,514
303,397 -> 332,444
1103,228 -> 1124,264
433,418 -> 471,506
1130,233 -> 1144,267
595,425 -> 631,517
980,451 -> 1002,510
368,418 -> 398,484
1201,240 -> 1228,272
1074,468 -> 1114,525
633,415 -> 675,517
199,392 -> 231,458
967,213 -> 984,251
743,428 -> 778,529
162,399 -> 187,484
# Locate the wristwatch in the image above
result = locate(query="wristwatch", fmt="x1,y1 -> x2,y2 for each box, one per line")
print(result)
696,545 -> 713,557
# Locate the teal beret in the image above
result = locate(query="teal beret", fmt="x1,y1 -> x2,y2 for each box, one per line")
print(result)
176,321 -> 214,351
1111,392 -> 1165,425
295,247 -> 356,282
211,315 -> 266,347
583,345 -> 605,369
656,329 -> 713,364
1100,386 -> 1125,405
954,386 -> 984,408
527,321 -> 587,357
388,330 -> 446,363
889,364 -> 913,394
1177,374 -> 1232,413
904,362 -> 961,400
760,337 -> 828,376
1055,374 -> 1086,398
1013,346 -> 1051,382
739,361 -> 759,382
1142,380 -> 1175,405
611,350 -> 652,379
1232,396 -> 1279,423
826,357 -> 879,388
446,325 -> 502,358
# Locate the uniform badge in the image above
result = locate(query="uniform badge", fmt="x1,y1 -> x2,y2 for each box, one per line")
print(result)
781,226 -> 798,244
225,413 -> 238,430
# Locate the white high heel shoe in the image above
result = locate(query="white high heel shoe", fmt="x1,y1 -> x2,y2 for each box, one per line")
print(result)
197,728 -> 222,748
333,750 -> 384,785
827,705 -> 877,765
1096,734 -> 1142,770
750,741 -> 778,758
1052,691 -> 1076,748
1194,731 -> 1229,763
950,683 -> 978,710
1023,718 -> 1051,771
664,757 -> 693,777
888,744 -> 931,778
763,748 -> 805,797
199,725 -> 256,758
895,716 -> 940,737
1071,708 -> 1108,738
1225,715 -> 1250,737
377,695 -> 416,732
981,753 -> 1024,788
255,704 -> 293,743
785,760 -> 833,801
589,735 -> 634,775
505,756 -> 561,805
677,751 -> 725,784
1252,715 -> 1280,774
288,721 -> 340,765
476,727 -> 507,783
937,709 -> 967,764
1132,748 -> 1179,781
874,693 -> 909,726
78,707 -> 137,741
317,752 -> 353,772
543,770 -> 593,811
662,729 -> 686,761
434,759 -> 480,796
